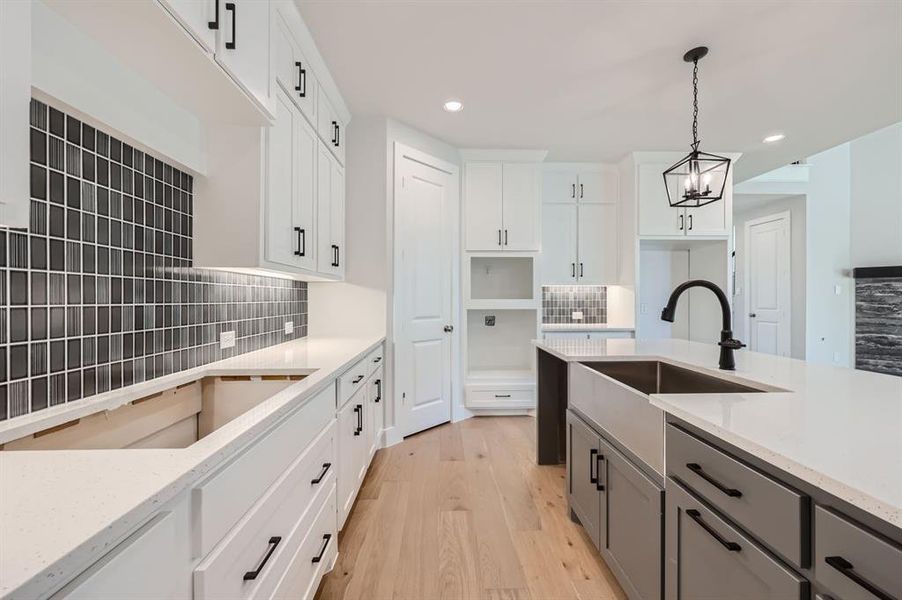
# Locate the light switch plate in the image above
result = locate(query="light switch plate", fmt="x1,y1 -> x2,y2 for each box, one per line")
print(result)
220,330 -> 236,350
284,321 -> 294,335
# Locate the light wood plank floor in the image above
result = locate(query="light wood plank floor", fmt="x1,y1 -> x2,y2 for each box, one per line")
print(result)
316,416 -> 627,600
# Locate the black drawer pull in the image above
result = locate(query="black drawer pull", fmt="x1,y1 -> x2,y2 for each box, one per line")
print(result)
686,509 -> 741,552
352,374 -> 364,384
243,536 -> 281,580
312,534 -> 332,564
595,453 -> 605,491
293,227 -> 305,257
589,448 -> 598,484
494,394 -> 511,398
825,556 -> 896,600
311,462 -> 331,485
224,2 -> 236,49
686,463 -> 743,498
374,379 -> 382,402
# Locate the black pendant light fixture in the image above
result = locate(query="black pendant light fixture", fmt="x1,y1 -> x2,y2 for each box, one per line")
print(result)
663,46 -> 731,209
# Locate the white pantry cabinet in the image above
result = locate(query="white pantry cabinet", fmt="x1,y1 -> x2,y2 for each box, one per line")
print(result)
266,86 -> 317,271
637,162 -> 731,237
465,162 -> 541,251
316,145 -> 346,277
0,0 -> 30,228
541,202 -> 619,285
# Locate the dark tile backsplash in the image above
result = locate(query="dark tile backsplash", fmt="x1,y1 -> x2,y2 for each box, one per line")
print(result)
542,285 -> 607,324
0,99 -> 307,421
855,277 -> 902,377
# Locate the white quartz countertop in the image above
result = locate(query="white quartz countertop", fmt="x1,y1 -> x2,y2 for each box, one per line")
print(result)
0,335 -> 384,600
535,337 -> 902,530
540,323 -> 635,332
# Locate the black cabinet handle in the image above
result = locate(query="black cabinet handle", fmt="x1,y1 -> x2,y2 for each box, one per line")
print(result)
353,405 -> 361,435
589,448 -> 598,484
331,121 -> 338,145
497,229 -> 502,246
375,379 -> 382,402
357,403 -> 363,434
312,534 -> 332,564
295,62 -> 307,97
224,2 -> 236,49
688,214 -> 693,230
208,0 -> 220,29
571,183 -> 576,198
311,462 -> 332,484
579,263 -> 584,277
571,263 -> 576,278
825,556 -> 896,600
679,214 -> 684,231
373,356 -> 382,363
352,374 -> 364,384
494,394 -> 511,398
335,245 -> 340,267
243,536 -> 282,580
686,463 -> 742,498
504,229 -> 508,246
335,124 -> 340,148
294,227 -> 305,257
686,509 -> 741,552
580,183 -> 584,198
331,244 -> 339,267
595,453 -> 605,491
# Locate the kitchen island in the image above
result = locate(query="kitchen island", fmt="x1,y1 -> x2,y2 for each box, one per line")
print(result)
535,337 -> 902,600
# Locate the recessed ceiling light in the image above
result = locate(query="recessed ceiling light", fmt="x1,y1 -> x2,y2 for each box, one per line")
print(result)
763,133 -> 785,143
443,99 -> 463,113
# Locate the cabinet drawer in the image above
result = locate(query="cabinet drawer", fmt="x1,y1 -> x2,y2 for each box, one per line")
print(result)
193,384 -> 335,557
53,512 -> 179,599
366,345 -> 384,377
667,480 -> 808,600
814,505 -> 902,600
194,423 -> 336,600
272,486 -> 338,600
667,423 -> 808,567
465,388 -> 535,409
338,358 -> 368,408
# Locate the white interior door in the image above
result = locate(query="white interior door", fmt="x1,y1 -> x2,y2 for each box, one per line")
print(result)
541,203 -> 578,284
395,146 -> 457,436
746,213 -> 791,356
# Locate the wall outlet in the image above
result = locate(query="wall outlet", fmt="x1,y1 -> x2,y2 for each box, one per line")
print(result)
640,303 -> 648,315
220,330 -> 236,350
284,321 -> 294,335
485,315 -> 496,326
571,311 -> 583,321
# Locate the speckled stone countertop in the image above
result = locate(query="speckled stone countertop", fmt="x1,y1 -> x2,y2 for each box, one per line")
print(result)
0,335 -> 384,600
535,337 -> 902,530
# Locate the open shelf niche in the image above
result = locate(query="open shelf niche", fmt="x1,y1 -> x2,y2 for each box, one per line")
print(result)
465,309 -> 537,385
465,255 -> 538,309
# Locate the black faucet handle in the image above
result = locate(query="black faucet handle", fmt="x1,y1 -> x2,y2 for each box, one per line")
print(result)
718,338 -> 746,350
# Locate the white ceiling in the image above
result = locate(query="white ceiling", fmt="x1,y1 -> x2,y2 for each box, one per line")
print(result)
296,1 -> 902,181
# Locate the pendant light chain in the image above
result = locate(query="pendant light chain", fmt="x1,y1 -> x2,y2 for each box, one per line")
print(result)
691,59 -> 699,150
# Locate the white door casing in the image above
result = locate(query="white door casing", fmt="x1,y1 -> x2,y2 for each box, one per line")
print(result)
394,145 -> 458,437
745,211 -> 791,357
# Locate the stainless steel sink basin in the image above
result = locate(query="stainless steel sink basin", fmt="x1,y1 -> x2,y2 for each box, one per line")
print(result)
582,361 -> 767,395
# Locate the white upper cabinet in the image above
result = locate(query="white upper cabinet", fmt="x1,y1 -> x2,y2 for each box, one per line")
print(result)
317,87 -> 346,165
211,0 -> 272,115
158,0 -> 216,52
272,4 -> 316,124
577,170 -> 618,204
637,162 -> 731,237
542,167 -> 618,204
577,202 -> 619,284
0,0 -> 30,228
317,144 -> 345,277
543,169 -> 579,203
465,162 -> 540,251
541,203 -> 578,284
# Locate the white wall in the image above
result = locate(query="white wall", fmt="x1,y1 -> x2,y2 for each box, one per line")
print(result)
850,122 -> 902,268
733,195 -> 807,359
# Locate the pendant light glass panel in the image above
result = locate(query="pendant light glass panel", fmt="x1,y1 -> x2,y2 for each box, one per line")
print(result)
663,149 -> 730,208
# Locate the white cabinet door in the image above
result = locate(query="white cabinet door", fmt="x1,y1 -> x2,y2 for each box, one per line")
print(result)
369,369 -> 383,456
316,144 -> 335,274
159,0 -> 216,52
465,162 -> 504,251
578,170 -> 618,204
638,163 -> 684,236
213,0 -> 271,114
685,170 -> 731,236
266,88 -> 298,268
578,203 -> 619,284
271,5 -> 316,123
316,88 -> 345,165
0,0 -> 29,229
337,395 -> 362,526
541,203 -> 578,285
501,163 -> 541,251
542,169 -> 577,203
330,159 -> 346,278
293,112 -> 318,271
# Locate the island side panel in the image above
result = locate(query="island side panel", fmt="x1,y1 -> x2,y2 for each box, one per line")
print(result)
537,349 -> 568,464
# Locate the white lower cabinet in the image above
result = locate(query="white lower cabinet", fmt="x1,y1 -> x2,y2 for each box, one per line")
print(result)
368,366 -> 384,459
337,387 -> 367,526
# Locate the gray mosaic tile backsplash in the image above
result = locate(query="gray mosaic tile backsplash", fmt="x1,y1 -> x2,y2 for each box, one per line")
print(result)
855,277 -> 902,377
542,285 -> 607,324
0,99 -> 308,421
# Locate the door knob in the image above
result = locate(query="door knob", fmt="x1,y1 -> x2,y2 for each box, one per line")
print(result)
749,313 -> 756,318
443,325 -> 453,333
